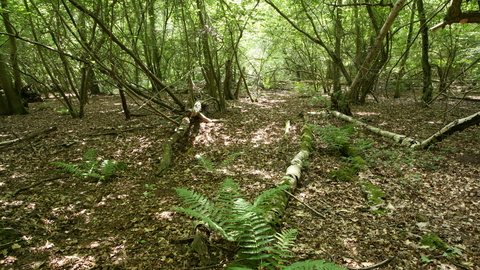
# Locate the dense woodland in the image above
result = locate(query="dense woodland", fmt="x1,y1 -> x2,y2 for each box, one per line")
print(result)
1,0 -> 479,269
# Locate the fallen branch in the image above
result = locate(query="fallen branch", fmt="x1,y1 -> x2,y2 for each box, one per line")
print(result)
347,256 -> 395,270
284,190 -> 325,219
12,175 -> 65,196
264,125 -> 314,223
155,117 -> 191,175
0,126 -> 57,148
331,110 -> 480,148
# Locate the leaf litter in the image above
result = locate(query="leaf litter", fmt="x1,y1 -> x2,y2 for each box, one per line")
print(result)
0,89 -> 479,269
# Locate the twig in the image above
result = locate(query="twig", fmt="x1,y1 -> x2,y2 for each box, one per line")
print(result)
283,190 -> 325,219
12,175 -> 65,196
347,257 -> 395,270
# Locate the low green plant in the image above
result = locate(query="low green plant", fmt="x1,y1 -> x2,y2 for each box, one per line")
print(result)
195,152 -> 244,173
143,184 -> 156,197
175,178 -> 346,270
310,124 -> 356,151
52,148 -> 126,181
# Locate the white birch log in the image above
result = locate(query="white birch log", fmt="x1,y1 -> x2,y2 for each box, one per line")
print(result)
331,110 -> 480,149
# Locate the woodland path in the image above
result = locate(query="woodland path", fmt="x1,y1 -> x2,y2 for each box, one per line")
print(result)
0,89 -> 479,269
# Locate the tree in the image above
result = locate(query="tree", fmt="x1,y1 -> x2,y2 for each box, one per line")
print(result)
0,0 -> 28,115
418,0 -> 433,105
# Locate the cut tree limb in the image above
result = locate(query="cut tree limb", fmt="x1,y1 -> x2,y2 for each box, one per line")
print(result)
0,126 -> 57,148
331,111 -> 420,146
331,110 -> 480,148
264,125 -> 313,224
155,117 -> 191,175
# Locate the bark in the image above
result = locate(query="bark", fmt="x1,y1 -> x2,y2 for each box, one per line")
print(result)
347,0 -> 406,103
155,117 -> 191,175
331,111 -> 420,146
420,111 -> 480,148
418,0 -> 434,105
264,125 -> 313,224
331,110 -> 480,149
431,0 -> 480,31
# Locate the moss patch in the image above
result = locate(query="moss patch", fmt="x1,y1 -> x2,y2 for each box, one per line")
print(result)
420,233 -> 447,249
360,181 -> 386,205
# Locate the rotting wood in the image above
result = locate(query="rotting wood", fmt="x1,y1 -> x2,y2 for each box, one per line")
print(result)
155,116 -> 191,176
332,110 -> 480,148
264,125 -> 313,224
0,126 -> 57,148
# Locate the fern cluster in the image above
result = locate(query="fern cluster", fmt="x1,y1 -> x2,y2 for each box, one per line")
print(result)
175,179 -> 346,270
52,148 -> 126,181
310,124 -> 356,150
195,152 -> 244,173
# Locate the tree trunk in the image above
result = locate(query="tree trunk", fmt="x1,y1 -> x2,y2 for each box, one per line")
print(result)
0,55 -> 28,115
347,0 -> 406,103
394,1 -> 416,98
0,0 -> 28,115
418,0 -> 434,105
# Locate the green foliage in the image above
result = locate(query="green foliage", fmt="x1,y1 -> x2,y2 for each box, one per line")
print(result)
310,124 -> 356,150
52,148 -> 125,181
175,179 -> 345,269
284,260 -> 347,269
420,233 -> 447,250
195,152 -> 244,173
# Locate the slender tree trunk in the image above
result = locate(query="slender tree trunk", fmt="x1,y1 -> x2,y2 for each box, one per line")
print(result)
331,0 -> 349,114
347,0 -> 406,103
0,0 -> 28,115
1,0 -> 22,95
418,0 -> 433,104
394,1 -> 416,98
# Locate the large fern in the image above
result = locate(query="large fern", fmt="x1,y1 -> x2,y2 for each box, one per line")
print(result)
52,148 -> 125,181
174,179 -> 346,269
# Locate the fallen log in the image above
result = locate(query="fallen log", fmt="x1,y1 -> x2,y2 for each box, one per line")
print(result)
264,124 -> 314,224
0,126 -> 57,148
331,110 -> 480,148
155,117 -> 191,175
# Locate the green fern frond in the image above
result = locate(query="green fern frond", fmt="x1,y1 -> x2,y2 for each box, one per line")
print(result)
83,148 -> 98,162
194,154 -> 216,172
285,260 -> 348,270
274,229 -> 298,253
51,161 -> 81,175
253,184 -> 289,208
100,160 -> 126,178
220,151 -> 244,168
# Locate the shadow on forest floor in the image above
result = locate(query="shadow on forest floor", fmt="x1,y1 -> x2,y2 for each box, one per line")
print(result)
1,90 -> 479,269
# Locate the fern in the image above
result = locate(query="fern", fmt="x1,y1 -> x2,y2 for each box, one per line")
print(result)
51,162 -> 82,175
195,152 -> 243,173
220,151 -> 244,168
284,260 -> 347,270
175,179 -> 346,270
52,148 -> 125,181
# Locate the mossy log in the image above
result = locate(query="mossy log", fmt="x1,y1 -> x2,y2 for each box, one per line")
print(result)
155,117 -> 191,175
264,125 -> 313,224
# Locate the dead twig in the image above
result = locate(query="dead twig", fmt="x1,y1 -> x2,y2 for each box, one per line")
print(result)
284,189 -> 325,219
347,257 -> 395,270
12,175 -> 65,196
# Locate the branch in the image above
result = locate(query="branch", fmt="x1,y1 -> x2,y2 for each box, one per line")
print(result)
0,126 -> 57,148
330,2 -> 393,8
0,32 -> 88,63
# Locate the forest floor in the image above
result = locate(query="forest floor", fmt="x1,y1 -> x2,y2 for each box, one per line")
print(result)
1,86 -> 479,270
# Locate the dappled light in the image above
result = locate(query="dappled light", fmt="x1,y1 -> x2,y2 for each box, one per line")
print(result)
1,0 -> 480,267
